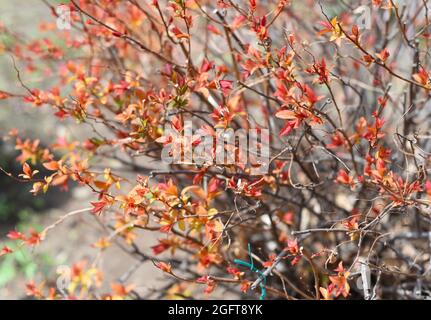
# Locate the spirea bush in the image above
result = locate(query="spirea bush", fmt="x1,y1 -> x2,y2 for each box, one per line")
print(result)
1,0 -> 431,300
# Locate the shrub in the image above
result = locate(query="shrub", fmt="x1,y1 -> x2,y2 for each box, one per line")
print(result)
1,0 -> 431,300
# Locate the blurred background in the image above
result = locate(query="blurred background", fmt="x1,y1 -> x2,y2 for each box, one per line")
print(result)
0,0 -> 165,299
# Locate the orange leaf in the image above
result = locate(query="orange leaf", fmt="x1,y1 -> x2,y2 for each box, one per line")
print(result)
335,170 -> 355,189
275,109 -> 296,120
19,162 -> 38,179
111,283 -> 135,297
171,26 -> 189,39
43,161 -> 60,171
23,162 -> 32,177
0,91 -> 10,100
376,48 -> 390,62
155,261 -> 172,273
92,237 -> 112,249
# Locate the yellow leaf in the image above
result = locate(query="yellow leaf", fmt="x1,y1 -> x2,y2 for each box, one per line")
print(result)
208,208 -> 218,217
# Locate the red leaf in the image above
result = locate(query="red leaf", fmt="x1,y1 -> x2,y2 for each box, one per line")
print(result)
0,246 -> 13,257
7,230 -> 25,240
196,275 -> 210,283
26,281 -> 42,298
231,15 -> 246,29
0,91 -> 10,100
335,169 -> 354,189
25,230 -> 41,246
91,200 -> 107,215
112,31 -> 123,37
151,240 -> 171,255
279,120 -> 296,136
207,24 -> 222,35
